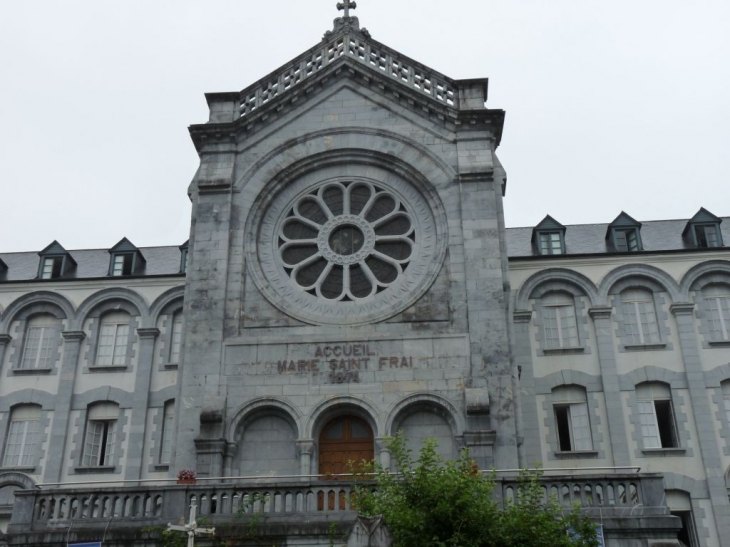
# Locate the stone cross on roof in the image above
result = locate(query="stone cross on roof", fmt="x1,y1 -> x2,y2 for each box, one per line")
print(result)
337,0 -> 357,18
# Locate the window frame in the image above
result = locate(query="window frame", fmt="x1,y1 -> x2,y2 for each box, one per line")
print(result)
704,286 -> 730,342
19,315 -> 61,370
541,293 -> 580,350
2,406 -> 42,468
636,384 -> 679,450
80,403 -> 120,469
537,231 -> 565,256
620,289 -> 661,345
95,314 -> 131,368
168,313 -> 183,365
110,253 -> 135,277
611,227 -> 642,252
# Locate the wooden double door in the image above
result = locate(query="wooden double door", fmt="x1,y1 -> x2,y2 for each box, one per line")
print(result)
319,416 -> 374,477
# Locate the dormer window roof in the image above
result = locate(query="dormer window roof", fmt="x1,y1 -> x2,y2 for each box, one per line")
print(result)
37,240 -> 76,280
0,258 -> 7,280
683,207 -> 724,248
179,240 -> 189,274
607,212 -> 643,252
531,215 -> 566,256
108,238 -> 145,277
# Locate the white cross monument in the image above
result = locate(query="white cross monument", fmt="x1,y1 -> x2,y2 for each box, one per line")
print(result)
167,502 -> 215,547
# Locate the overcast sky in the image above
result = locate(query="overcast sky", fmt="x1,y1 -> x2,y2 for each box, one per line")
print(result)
1,0 -> 728,252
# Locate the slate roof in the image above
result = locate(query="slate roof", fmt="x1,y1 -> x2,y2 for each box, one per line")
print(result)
506,216 -> 730,258
0,246 -> 184,282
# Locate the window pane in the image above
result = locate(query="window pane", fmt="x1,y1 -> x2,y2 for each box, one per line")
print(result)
558,305 -> 578,347
655,400 -> 677,448
160,405 -> 174,464
170,315 -> 183,363
554,406 -> 572,451
112,325 -> 129,366
707,297 -> 730,341
112,255 -> 125,276
626,230 -> 639,251
97,324 -> 116,366
570,403 -> 593,451
103,421 -> 117,466
542,306 -> 561,348
83,421 -> 104,466
41,258 -> 54,279
637,401 -> 661,448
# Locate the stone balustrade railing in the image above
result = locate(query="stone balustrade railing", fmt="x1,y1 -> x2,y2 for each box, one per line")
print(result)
235,33 -> 457,119
8,473 -> 669,536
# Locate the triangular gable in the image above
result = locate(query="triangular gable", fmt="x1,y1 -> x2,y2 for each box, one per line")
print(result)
531,215 -> 565,244
606,211 -> 641,238
0,257 -> 6,276
109,237 -> 140,254
193,15 -> 501,149
683,207 -> 722,236
38,240 -> 68,256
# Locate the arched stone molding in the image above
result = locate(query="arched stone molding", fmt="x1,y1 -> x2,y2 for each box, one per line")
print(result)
0,389 -> 57,411
599,264 -> 682,302
532,371 -> 604,395
662,472 -> 707,499
0,471 -> 36,490
148,385 -> 179,408
681,260 -> 730,295
0,291 -> 75,332
227,397 -> 303,443
72,288 -> 149,330
71,386 -> 134,409
234,126 -> 457,195
704,364 -> 730,388
515,268 -> 599,310
149,287 -> 185,322
305,395 -> 382,440
618,366 -> 687,391
384,392 -> 465,438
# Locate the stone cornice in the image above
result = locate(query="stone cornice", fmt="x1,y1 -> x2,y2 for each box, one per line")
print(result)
0,334 -> 11,345
61,331 -> 86,342
136,327 -> 161,339
670,303 -> 696,316
513,310 -> 533,323
588,307 -> 614,319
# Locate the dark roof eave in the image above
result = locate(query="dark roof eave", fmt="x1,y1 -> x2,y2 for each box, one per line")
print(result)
0,273 -> 186,286
508,247 -> 730,261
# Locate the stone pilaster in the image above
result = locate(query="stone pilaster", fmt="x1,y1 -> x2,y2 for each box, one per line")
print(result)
223,441 -> 237,477
588,307 -> 630,466
297,440 -> 315,476
671,303 -> 730,547
0,334 -> 12,367
43,331 -> 85,483
124,327 -> 160,480
512,310 -> 538,466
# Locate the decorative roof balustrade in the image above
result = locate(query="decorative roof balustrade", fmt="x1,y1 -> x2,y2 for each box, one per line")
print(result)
237,32 -> 457,119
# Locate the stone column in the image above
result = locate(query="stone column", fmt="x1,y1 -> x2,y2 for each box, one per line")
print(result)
0,334 -> 11,368
124,327 -> 159,480
671,303 -> 730,547
588,307 -> 631,467
297,440 -> 314,476
43,331 -> 85,483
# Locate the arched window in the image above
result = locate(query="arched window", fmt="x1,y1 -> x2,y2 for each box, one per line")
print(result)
666,490 -> 698,546
3,405 -> 42,467
541,293 -> 579,349
319,416 -> 373,477
20,314 -> 60,370
82,402 -> 119,467
159,401 -> 175,464
636,383 -> 678,449
168,313 -> 183,365
97,312 -> 130,367
552,386 -> 592,452
703,285 -> 730,341
620,288 -> 660,345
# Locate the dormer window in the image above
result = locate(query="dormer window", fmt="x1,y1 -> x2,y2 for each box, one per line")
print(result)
108,238 -> 145,277
532,215 -> 566,256
111,254 -> 134,276
684,208 -> 723,249
37,241 -> 76,280
607,212 -> 642,253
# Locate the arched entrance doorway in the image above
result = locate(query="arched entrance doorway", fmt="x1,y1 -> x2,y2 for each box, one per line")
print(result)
319,416 -> 374,477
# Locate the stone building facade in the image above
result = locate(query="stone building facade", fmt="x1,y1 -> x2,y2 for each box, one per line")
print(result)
0,6 -> 728,547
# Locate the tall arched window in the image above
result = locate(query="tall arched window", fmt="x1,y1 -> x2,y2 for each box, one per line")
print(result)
552,386 -> 593,452
168,313 -> 183,365
82,402 -> 119,467
704,285 -> 730,341
3,405 -> 42,467
97,312 -> 130,367
20,314 -> 60,370
159,401 -> 175,464
541,293 -> 579,349
620,288 -> 660,345
636,382 -> 678,449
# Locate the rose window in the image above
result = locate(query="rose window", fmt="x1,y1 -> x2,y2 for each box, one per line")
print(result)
278,181 -> 415,301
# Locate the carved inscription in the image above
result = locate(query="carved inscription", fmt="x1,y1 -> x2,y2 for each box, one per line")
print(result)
274,343 -> 413,384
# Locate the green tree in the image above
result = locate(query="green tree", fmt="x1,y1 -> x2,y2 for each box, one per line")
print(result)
354,433 -> 599,547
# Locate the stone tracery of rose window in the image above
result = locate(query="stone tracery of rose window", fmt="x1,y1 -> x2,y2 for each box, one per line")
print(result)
278,181 -> 415,301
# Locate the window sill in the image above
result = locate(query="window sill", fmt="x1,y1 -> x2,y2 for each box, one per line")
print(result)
74,466 -> 117,474
88,365 -> 129,373
624,343 -> 667,351
11,368 -> 52,376
641,448 -> 687,457
154,464 -> 170,471
542,347 -> 585,356
0,466 -> 36,473
708,340 -> 730,348
554,450 -> 598,459
163,363 -> 178,370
